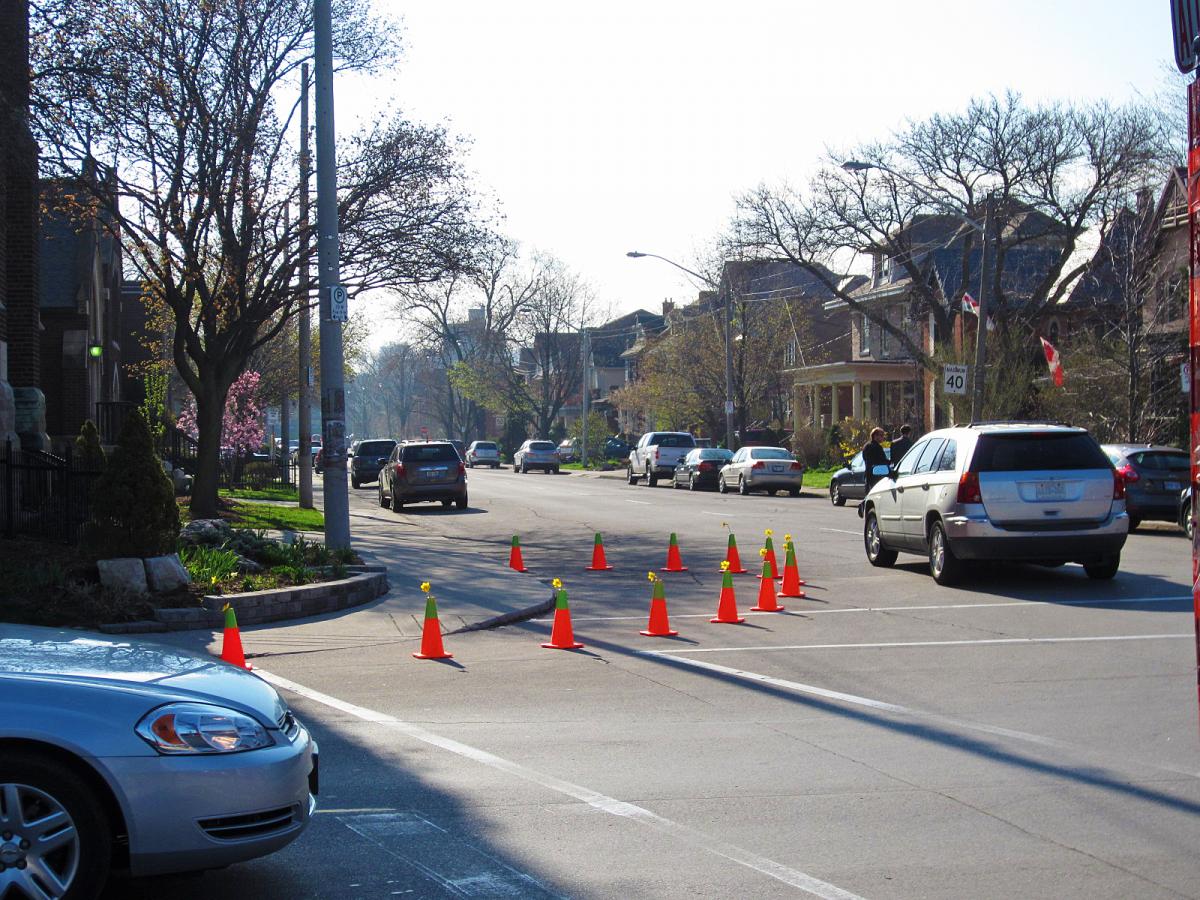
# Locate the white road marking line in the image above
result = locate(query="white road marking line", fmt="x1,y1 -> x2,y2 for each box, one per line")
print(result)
259,670 -> 866,900
555,594 -> 1190,623
819,527 -> 862,536
624,499 -> 651,505
649,633 -> 1191,655
638,653 -> 1200,779
701,511 -> 735,516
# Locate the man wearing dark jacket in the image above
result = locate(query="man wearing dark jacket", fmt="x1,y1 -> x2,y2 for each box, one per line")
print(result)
889,424 -> 914,467
859,427 -> 890,517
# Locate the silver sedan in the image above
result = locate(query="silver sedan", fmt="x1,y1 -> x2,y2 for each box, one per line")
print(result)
0,626 -> 317,897
718,446 -> 805,496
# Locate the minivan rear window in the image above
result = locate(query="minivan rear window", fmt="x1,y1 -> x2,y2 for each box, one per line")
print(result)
529,441 -> 556,451
357,441 -> 395,457
402,444 -> 459,462
971,433 -> 1110,472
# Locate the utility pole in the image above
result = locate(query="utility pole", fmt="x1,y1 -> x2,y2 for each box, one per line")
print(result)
314,0 -> 350,548
297,63 -> 313,509
724,288 -> 735,450
580,327 -> 590,467
970,193 -> 996,423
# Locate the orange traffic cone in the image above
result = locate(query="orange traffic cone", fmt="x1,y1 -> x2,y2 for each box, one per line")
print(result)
722,532 -> 747,574
508,535 -> 528,572
220,604 -> 251,670
640,576 -> 678,636
711,569 -> 745,624
586,532 -> 614,571
779,541 -> 806,599
661,532 -> 688,572
752,558 -> 785,611
413,594 -> 453,659
542,587 -> 585,649
759,535 -> 780,580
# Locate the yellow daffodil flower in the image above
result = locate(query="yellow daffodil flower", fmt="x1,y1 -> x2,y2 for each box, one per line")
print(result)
765,528 -> 773,537
420,581 -> 431,593
759,548 -> 768,558
552,577 -> 563,590
647,571 -> 657,582
720,560 -> 730,572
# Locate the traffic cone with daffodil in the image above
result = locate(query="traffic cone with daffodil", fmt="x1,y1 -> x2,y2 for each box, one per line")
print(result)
752,550 -> 785,612
413,582 -> 453,659
640,572 -> 678,636
542,578 -> 585,650
710,560 -> 745,624
759,529 -> 780,580
779,534 -> 806,599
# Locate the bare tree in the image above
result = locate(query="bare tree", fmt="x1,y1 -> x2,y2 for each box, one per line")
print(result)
31,0 -> 481,516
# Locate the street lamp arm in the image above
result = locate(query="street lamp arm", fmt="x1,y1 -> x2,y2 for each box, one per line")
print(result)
625,251 -> 717,289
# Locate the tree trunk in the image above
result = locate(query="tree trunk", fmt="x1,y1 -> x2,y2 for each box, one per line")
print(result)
189,383 -> 226,519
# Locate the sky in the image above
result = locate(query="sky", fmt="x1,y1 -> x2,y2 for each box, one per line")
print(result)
339,1 -> 1178,342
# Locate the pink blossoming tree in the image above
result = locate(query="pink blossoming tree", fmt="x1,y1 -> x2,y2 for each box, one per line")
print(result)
177,371 -> 265,454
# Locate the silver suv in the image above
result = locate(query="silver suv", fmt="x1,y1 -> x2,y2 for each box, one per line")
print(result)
862,423 -> 1128,585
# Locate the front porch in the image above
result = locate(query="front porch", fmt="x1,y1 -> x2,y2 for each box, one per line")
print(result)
788,360 -> 932,432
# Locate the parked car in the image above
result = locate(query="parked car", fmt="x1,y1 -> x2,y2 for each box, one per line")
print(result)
627,432 -> 697,486
718,446 -> 804,496
447,439 -> 466,459
378,440 -> 468,510
557,438 -> 578,463
829,447 -> 893,506
0,626 -> 317,896
513,439 -> 560,474
465,440 -> 501,468
350,438 -> 397,488
348,439 -> 361,458
862,423 -> 1128,585
1102,443 -> 1189,531
1181,483 -> 1195,541
693,437 -> 715,449
671,447 -> 734,490
604,437 -> 631,461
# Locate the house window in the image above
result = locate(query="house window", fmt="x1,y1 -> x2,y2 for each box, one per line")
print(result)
859,314 -> 871,355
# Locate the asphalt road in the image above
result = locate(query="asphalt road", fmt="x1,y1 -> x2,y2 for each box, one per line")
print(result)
108,467 -> 1200,899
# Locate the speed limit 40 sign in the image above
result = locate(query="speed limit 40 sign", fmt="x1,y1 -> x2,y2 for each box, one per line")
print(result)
943,364 -> 968,395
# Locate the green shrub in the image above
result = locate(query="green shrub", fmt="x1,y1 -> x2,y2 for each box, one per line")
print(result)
74,420 -> 106,471
179,545 -> 241,583
85,410 -> 180,557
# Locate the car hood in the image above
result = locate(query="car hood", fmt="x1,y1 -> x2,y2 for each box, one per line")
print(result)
0,625 -> 286,724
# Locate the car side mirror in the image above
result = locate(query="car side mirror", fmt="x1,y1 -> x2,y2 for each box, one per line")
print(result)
871,464 -> 891,477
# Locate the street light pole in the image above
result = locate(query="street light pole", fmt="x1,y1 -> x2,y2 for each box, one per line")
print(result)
297,63 -> 313,509
970,193 -> 996,422
314,0 -> 349,548
625,251 -> 734,449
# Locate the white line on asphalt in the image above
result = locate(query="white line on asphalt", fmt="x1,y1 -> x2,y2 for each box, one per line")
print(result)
637,653 -> 1200,779
701,511 -> 735,516
624,499 -> 651,505
259,670 -> 866,900
649,633 -> 1191,655
819,527 -> 862,536
554,594 -> 1190,622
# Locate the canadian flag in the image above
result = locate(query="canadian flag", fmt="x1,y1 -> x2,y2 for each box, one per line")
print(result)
1039,336 -> 1064,387
961,293 -> 995,331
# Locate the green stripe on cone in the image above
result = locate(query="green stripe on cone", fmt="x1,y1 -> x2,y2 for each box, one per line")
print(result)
652,580 -> 665,600
594,532 -> 603,545
669,532 -> 679,545
785,543 -> 796,566
765,536 -> 774,551
727,534 -> 737,549
423,596 -> 439,620
223,604 -> 237,629
721,571 -> 734,590
760,559 -> 772,579
555,589 -> 570,610
511,535 -> 520,547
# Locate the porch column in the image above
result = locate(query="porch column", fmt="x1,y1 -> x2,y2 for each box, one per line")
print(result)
830,382 -> 840,421
851,381 -> 863,419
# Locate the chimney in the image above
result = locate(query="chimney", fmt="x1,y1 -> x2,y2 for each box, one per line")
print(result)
662,299 -> 675,317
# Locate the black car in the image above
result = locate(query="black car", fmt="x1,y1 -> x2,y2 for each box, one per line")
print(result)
350,438 -> 397,488
1102,444 -> 1189,531
604,437 -> 630,461
671,448 -> 733,491
829,447 -> 891,506
378,440 -> 468,511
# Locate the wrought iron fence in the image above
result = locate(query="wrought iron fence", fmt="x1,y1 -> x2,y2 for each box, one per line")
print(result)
159,426 -> 296,490
0,441 -> 102,543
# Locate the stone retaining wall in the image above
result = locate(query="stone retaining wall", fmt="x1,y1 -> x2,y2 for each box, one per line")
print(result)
101,566 -> 388,633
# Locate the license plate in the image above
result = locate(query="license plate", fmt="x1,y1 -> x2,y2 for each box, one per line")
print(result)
1166,480 -> 1182,491
1035,481 -> 1066,501
771,464 -> 784,473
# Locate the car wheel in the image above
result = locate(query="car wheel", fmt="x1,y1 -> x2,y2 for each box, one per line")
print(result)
378,485 -> 388,508
647,472 -> 658,487
457,493 -> 468,510
1127,515 -> 1141,532
830,483 -> 846,506
718,476 -> 729,494
391,493 -> 403,512
442,499 -> 452,508
864,509 -> 897,567
689,475 -> 699,491
738,477 -> 749,496
3,753 -> 112,900
351,476 -> 361,489
1187,513 -> 1195,542
521,464 -> 528,474
1083,554 -> 1120,580
928,520 -> 964,585
789,488 -> 800,498
553,467 -> 560,474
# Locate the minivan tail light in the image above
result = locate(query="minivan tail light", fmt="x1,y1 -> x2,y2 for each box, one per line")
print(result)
957,471 -> 982,504
1115,463 -> 1139,484
1113,469 -> 1126,500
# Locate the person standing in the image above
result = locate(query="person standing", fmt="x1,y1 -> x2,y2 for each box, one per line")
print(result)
860,427 -> 890,519
889,424 -> 914,466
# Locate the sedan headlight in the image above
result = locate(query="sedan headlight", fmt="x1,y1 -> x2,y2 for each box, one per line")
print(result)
136,702 -> 276,754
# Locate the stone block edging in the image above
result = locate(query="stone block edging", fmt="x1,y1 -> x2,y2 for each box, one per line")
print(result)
99,570 -> 389,633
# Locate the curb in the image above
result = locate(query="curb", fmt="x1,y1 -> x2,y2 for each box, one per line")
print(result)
448,592 -> 557,634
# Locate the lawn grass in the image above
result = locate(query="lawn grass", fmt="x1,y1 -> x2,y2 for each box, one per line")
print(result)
221,485 -> 300,502
802,468 -> 839,491
228,501 -> 324,532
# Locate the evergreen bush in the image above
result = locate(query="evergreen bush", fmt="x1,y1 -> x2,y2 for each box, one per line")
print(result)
74,420 -> 106,471
85,410 -> 181,558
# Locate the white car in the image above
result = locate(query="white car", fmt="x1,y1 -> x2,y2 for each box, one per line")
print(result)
465,440 -> 501,469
